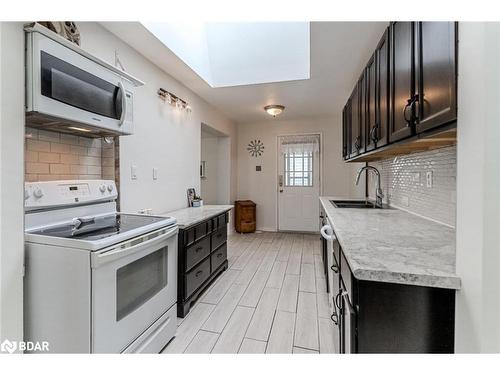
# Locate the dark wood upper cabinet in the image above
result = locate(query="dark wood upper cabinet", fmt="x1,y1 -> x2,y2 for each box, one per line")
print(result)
365,54 -> 377,152
349,84 -> 361,158
390,21 -> 414,142
358,73 -> 367,155
374,28 -> 389,148
342,101 -> 351,159
414,22 -> 457,133
341,22 -> 456,162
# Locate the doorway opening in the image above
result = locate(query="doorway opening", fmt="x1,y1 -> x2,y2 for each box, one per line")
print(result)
277,133 -> 321,232
200,123 -> 230,205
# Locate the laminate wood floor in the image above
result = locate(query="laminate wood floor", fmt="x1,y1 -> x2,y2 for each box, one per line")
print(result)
162,231 -> 336,354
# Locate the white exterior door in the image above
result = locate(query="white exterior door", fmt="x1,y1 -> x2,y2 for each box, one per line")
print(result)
278,134 -> 320,232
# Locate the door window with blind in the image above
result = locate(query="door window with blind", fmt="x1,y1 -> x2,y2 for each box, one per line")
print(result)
281,135 -> 320,187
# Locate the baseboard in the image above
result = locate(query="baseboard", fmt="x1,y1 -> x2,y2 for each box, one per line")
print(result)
256,227 -> 277,232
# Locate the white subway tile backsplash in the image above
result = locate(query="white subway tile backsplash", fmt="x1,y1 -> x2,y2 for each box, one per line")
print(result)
368,145 -> 456,227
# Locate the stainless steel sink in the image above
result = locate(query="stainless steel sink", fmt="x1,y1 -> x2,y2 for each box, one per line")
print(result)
330,200 -> 382,209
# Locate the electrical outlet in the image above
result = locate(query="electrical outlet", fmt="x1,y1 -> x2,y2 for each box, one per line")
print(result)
426,171 -> 433,188
131,165 -> 137,180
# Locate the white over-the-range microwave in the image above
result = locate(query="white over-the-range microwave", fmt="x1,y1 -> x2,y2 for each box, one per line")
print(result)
25,23 -> 144,137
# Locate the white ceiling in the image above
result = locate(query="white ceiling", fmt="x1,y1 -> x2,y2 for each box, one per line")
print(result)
101,22 -> 388,124
142,22 -> 310,88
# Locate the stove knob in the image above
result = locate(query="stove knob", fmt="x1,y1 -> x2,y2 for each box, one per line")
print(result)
33,188 -> 44,199
99,184 -> 106,193
24,189 -> 30,200
107,184 -> 114,192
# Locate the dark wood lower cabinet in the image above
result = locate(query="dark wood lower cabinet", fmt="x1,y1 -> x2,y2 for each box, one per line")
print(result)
177,210 -> 230,317
355,280 -> 455,353
335,245 -> 455,353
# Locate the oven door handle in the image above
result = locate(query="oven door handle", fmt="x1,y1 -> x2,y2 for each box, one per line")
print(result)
91,226 -> 178,268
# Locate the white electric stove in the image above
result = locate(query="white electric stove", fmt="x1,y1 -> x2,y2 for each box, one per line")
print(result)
24,180 -> 178,353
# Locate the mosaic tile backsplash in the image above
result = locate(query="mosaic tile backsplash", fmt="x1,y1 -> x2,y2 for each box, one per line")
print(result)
25,127 -> 116,182
367,145 -> 457,227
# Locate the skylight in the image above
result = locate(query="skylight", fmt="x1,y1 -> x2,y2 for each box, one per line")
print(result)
142,22 -> 310,88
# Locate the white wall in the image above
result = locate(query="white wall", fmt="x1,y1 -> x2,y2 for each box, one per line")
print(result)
0,22 -> 25,347
455,22 -> 500,353
200,135 -> 219,204
77,23 -> 238,214
200,130 -> 231,205
236,116 -> 364,231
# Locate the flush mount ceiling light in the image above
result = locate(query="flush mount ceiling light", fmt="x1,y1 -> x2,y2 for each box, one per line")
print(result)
264,105 -> 285,118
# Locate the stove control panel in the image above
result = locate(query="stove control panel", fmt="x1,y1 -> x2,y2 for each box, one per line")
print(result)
25,180 -> 118,211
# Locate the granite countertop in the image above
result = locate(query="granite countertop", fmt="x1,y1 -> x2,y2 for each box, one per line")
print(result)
320,197 -> 460,290
159,205 -> 233,229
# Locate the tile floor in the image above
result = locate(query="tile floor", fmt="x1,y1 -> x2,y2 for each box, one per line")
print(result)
162,231 -> 338,354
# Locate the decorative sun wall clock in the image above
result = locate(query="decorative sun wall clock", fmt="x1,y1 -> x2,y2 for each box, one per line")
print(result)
247,139 -> 265,157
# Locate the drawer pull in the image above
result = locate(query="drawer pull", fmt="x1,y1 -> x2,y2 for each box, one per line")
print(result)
195,270 -> 203,277
217,253 -> 223,258
216,233 -> 223,238
330,312 -> 338,325
195,246 -> 203,253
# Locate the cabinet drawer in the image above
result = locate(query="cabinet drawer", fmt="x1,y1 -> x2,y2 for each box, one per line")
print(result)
185,236 -> 211,272
185,221 -> 209,246
185,257 -> 210,298
212,225 -> 227,251
211,242 -> 227,271
214,212 -> 229,229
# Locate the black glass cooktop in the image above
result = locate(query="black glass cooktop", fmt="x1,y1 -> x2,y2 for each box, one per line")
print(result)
29,214 -> 171,242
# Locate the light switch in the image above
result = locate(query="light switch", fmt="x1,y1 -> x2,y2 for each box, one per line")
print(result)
153,167 -> 158,180
131,165 -> 137,180
426,171 -> 433,188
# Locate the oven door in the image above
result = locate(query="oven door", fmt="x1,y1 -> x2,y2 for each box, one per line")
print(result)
90,226 -> 178,353
27,32 -> 134,135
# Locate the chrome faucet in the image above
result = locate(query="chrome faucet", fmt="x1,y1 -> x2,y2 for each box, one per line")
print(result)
355,166 -> 384,208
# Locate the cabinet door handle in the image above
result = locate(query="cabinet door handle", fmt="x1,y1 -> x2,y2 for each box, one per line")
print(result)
403,98 -> 413,126
195,270 -> 203,277
354,136 -> 361,150
412,94 -> 420,122
330,311 -> 339,325
370,125 -> 379,143
330,264 -> 339,274
217,253 -> 223,258
335,291 -> 342,310
195,246 -> 203,253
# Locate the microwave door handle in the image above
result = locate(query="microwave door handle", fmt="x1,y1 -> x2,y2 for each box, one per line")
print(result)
118,81 -> 127,126
91,226 -> 178,268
